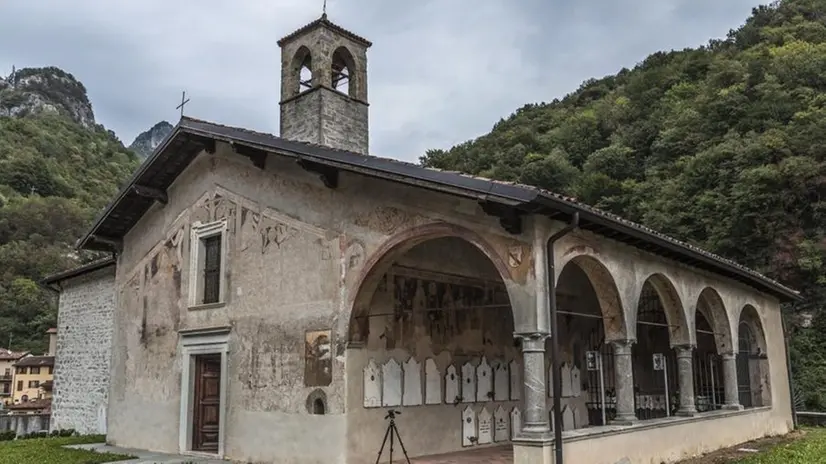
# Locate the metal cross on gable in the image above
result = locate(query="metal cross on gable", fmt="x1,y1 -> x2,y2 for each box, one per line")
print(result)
176,90 -> 190,118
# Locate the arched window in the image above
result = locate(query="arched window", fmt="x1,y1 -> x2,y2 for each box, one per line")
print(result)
331,46 -> 356,96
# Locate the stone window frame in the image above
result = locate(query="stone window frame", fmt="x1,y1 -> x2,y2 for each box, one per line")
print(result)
188,219 -> 229,309
178,327 -> 230,458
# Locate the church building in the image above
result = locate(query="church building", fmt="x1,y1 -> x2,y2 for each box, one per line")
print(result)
46,12 -> 800,464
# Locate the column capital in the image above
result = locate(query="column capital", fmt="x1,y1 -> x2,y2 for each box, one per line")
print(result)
608,339 -> 635,355
514,332 -> 549,352
673,344 -> 696,358
720,352 -> 737,361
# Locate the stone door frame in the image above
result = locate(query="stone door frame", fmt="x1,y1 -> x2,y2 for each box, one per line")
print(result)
178,327 -> 230,458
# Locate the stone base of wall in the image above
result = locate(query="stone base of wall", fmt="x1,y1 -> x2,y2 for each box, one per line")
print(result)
0,413 -> 51,437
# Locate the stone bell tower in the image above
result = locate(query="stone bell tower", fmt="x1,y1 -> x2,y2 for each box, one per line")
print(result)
278,13 -> 371,154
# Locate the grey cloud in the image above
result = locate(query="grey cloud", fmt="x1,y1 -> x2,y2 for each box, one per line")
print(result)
1,0 -> 761,162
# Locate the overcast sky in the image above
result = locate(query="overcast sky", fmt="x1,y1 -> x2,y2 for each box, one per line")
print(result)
1,0 -> 761,162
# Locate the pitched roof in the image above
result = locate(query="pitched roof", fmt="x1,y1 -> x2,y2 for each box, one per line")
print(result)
41,257 -> 116,286
76,116 -> 802,303
13,356 -> 54,367
0,349 -> 28,361
277,14 -> 372,47
8,398 -> 51,412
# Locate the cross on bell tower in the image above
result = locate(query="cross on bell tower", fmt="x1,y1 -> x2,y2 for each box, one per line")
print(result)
277,13 -> 371,154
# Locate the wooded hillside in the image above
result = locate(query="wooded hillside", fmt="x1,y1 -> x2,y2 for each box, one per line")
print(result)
424,0 -> 826,409
0,72 -> 139,353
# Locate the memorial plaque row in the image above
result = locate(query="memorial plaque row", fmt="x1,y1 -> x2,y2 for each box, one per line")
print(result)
363,356 -> 521,408
548,362 -> 583,398
462,405 -> 521,447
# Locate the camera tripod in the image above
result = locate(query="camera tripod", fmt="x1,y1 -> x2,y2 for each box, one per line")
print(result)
375,409 -> 411,464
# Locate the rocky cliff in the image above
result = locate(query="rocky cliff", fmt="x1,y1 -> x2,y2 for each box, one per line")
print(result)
129,121 -> 173,158
0,67 -> 95,128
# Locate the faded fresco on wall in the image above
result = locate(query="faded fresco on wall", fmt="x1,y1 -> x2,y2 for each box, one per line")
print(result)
305,329 -> 333,387
370,266 -> 513,354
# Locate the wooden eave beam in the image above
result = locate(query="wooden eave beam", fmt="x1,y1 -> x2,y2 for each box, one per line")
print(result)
90,234 -> 123,253
131,184 -> 168,205
478,200 -> 523,235
297,158 -> 339,189
230,142 -> 267,170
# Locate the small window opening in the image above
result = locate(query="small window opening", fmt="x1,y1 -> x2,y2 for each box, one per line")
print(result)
313,398 -> 325,415
202,235 -> 222,304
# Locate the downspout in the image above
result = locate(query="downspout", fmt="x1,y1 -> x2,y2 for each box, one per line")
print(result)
547,212 -> 579,464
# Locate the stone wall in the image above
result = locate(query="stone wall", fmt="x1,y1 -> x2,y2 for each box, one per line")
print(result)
50,265 -> 115,435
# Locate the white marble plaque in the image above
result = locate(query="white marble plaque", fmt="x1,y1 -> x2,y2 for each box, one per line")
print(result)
509,360 -> 521,401
476,357 -> 493,402
510,407 -> 522,440
462,406 -> 478,447
445,364 -> 460,404
403,357 -> 423,406
363,359 -> 381,408
562,405 -> 575,431
425,358 -> 441,405
382,359 -> 402,407
560,362 -> 573,398
478,407 -> 493,445
575,405 -> 587,429
494,361 -> 509,401
571,365 -> 582,398
461,361 -> 476,403
494,405 -> 509,442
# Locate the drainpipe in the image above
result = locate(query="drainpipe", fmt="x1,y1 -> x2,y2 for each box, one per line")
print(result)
547,212 -> 579,464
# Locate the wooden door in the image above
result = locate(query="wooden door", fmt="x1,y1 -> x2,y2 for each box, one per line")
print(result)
192,354 -> 222,453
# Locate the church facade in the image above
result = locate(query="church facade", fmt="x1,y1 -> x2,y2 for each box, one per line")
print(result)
50,14 -> 799,464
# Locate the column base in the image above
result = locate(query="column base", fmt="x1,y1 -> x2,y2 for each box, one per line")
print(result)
723,403 -> 744,411
513,437 -> 555,464
609,414 -> 638,426
676,408 -> 697,417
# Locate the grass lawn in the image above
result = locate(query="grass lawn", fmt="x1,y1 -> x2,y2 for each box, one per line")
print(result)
733,427 -> 826,463
0,435 -> 134,464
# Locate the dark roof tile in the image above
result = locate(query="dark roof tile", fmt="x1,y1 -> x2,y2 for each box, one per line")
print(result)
277,14 -> 372,47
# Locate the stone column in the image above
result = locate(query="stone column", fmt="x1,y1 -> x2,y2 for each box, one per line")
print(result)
674,344 -> 697,416
514,332 -> 551,437
610,340 -> 637,424
721,352 -> 743,410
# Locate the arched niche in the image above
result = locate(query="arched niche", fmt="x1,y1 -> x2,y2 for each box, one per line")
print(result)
331,46 -> 357,96
695,287 -> 733,355
346,223 -> 517,346
737,304 -> 771,408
